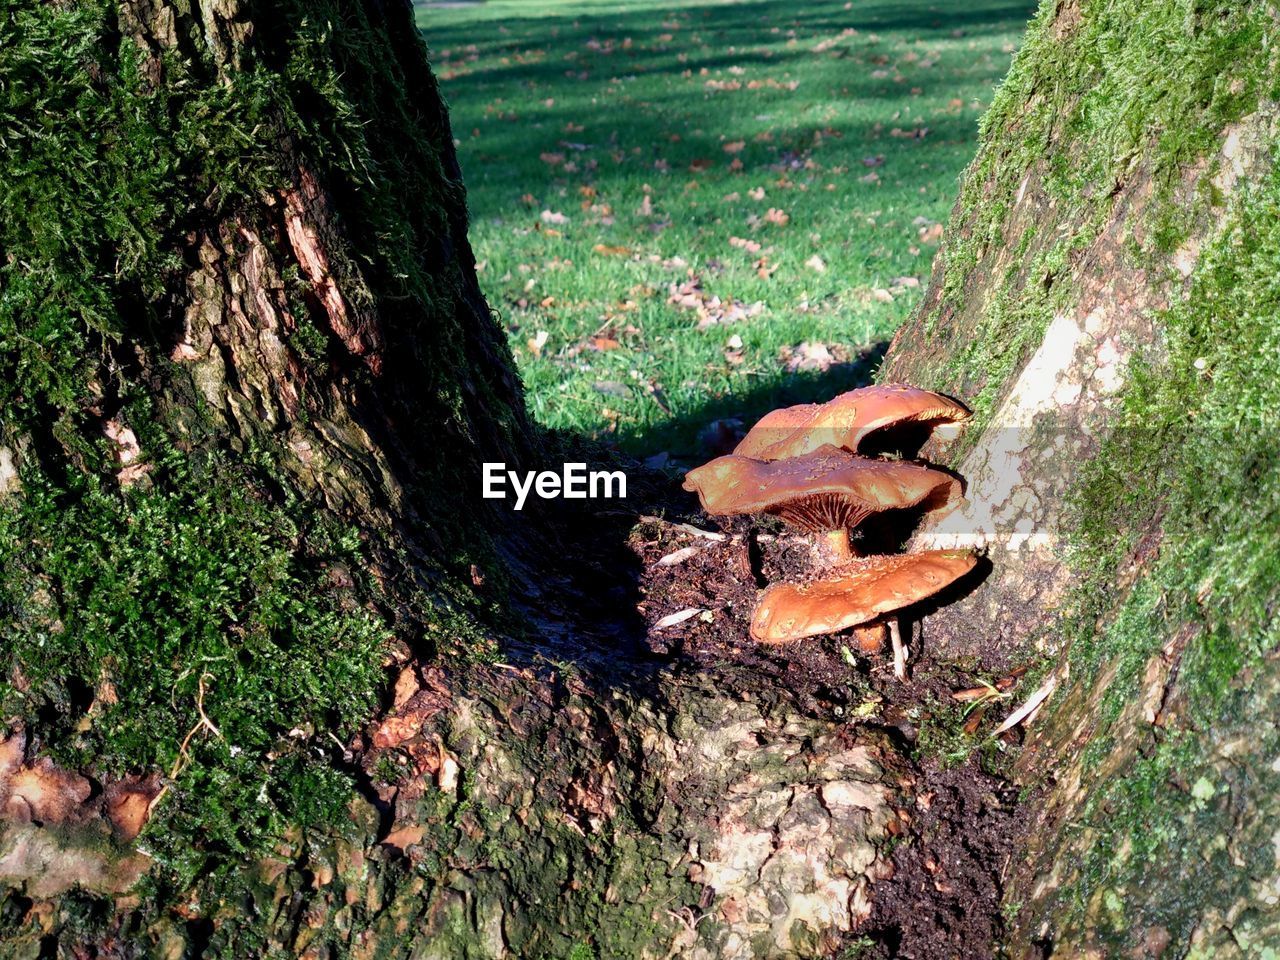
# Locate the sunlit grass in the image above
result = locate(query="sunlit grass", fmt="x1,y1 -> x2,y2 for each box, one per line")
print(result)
418,0 -> 1035,456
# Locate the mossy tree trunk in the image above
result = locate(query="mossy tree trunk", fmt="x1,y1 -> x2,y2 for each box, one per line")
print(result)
15,0 -> 1279,955
880,0 -> 1280,954
0,3 -> 902,958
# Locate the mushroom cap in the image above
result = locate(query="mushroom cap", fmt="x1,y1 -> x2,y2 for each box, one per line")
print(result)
750,548 -> 979,644
733,384 -> 970,461
682,445 -> 962,533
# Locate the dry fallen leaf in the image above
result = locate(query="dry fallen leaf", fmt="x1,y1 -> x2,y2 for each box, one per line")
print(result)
723,140 -> 746,153
653,608 -> 704,629
917,221 -> 944,243
951,686 -> 996,703
668,276 -> 764,329
393,667 -> 420,709
656,546 -> 700,567
994,671 -> 1061,735
540,209 -> 569,225
780,341 -> 849,373
805,254 -> 827,273
372,714 -> 424,750
724,332 -> 745,365
764,207 -> 790,226
382,824 -> 425,852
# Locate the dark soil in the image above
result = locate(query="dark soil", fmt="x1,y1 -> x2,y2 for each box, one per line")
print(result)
629,500 -> 1037,959
515,451 -> 1037,959
859,760 -> 1030,959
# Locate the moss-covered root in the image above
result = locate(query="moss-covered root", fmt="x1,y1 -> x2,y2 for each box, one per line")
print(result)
0,0 -> 532,911
2,665 -> 905,959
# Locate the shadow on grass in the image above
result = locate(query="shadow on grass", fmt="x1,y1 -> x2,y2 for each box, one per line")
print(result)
618,338 -> 889,458
420,0 -> 1037,198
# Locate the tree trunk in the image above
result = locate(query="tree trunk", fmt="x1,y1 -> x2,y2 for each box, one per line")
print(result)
880,0 -> 1280,954
9,0 -> 1277,956
0,3 -> 903,957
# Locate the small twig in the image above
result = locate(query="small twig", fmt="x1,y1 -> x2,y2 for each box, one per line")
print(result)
635,515 -> 729,542
150,673 -> 223,815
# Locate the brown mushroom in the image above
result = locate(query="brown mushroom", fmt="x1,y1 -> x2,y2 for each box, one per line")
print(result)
749,549 -> 979,680
682,445 -> 962,563
733,384 -> 970,462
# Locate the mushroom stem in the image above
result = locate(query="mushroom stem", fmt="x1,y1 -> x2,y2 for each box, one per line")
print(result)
889,618 -> 908,681
823,529 -> 855,564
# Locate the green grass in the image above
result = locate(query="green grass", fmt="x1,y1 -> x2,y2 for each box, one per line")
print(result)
417,0 -> 1036,456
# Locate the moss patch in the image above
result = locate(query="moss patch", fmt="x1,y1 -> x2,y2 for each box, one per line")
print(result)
0,445 -> 386,885
906,0 -> 1273,434
1033,156 -> 1280,946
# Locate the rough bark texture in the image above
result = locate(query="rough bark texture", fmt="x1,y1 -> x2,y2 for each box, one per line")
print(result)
0,2 -> 904,956
8,0 -> 1279,955
880,0 -> 1280,954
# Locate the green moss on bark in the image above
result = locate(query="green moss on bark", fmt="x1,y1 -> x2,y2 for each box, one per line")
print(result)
1034,156 -> 1280,949
0,0 -> 527,899
907,0 -> 1274,435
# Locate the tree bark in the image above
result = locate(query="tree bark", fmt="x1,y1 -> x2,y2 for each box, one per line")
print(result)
880,0 -> 1280,954
9,0 -> 1276,955
0,2 -> 903,957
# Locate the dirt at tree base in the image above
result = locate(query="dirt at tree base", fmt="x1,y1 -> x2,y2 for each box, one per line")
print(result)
629,495 -> 1035,958
858,761 -> 1030,959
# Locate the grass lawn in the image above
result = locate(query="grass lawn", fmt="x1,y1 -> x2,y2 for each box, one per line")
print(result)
416,0 -> 1036,460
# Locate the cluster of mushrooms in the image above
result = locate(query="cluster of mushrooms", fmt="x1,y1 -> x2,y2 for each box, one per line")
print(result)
682,384 -> 978,681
